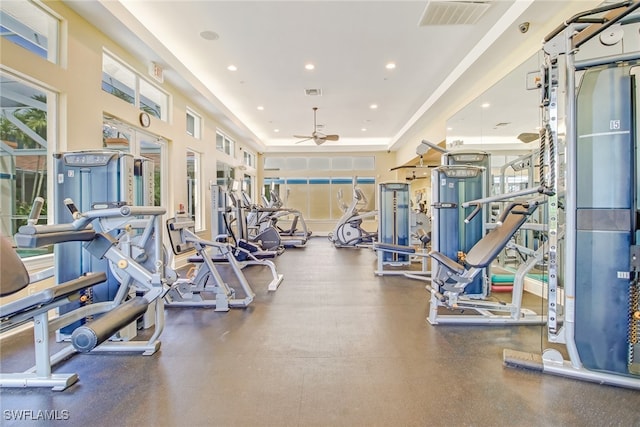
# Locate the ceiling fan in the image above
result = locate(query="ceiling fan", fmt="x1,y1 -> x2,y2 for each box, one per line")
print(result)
294,107 -> 340,145
406,170 -> 429,182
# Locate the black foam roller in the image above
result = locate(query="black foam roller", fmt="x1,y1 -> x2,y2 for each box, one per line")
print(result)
71,297 -> 149,353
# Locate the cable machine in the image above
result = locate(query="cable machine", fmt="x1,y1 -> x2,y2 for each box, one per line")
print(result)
505,0 -> 640,389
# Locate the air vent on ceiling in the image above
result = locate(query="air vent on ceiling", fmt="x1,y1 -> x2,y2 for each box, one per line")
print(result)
304,88 -> 322,96
419,1 -> 491,26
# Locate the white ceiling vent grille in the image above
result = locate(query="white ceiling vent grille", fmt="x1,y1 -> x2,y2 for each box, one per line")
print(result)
304,88 -> 322,96
419,1 -> 491,26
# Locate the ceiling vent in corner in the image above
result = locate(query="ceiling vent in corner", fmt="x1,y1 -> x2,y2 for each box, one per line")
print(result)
419,1 -> 491,26
304,88 -> 323,96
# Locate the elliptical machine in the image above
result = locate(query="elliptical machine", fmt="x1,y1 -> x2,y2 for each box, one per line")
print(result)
328,186 -> 377,247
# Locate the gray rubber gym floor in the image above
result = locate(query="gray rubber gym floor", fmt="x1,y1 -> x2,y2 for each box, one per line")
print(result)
1,237 -> 639,426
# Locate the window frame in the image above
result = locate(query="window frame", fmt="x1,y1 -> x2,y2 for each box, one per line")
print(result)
215,130 -> 235,157
186,148 -> 203,231
186,107 -> 202,139
102,51 -> 170,121
0,0 -> 61,64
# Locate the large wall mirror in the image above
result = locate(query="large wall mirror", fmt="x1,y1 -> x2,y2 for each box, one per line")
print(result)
445,52 -> 545,196
446,52 -> 543,153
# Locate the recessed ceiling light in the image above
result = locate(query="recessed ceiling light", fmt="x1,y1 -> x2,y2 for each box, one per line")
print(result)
274,129 -> 280,133
257,106 -> 264,111
481,102 -> 490,108
305,63 -> 315,70
370,104 -> 378,110
227,65 -> 238,71
447,127 -> 453,131
385,62 -> 396,70
361,128 -> 367,132
200,30 -> 219,41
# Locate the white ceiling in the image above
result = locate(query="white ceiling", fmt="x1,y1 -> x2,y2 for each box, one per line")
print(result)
64,0 -> 604,156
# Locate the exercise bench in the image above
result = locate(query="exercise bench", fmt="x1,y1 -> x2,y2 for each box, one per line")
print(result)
1,236 -> 107,390
407,201 -> 547,325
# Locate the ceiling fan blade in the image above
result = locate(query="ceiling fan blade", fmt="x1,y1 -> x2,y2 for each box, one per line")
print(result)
390,165 -> 417,171
324,134 -> 339,141
295,137 -> 313,144
517,132 -> 539,143
293,135 -> 312,139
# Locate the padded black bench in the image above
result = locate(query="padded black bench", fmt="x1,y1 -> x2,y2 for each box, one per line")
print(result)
1,236 -> 108,390
429,202 -> 540,295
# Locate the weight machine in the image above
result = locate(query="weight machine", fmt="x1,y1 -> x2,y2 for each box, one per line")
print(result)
504,0 -> 640,389
374,182 -> 430,276
164,212 -> 283,311
1,199 -> 169,390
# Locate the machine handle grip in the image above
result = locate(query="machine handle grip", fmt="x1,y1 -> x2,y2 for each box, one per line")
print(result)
464,203 -> 482,224
64,198 -> 81,219
27,197 -> 45,225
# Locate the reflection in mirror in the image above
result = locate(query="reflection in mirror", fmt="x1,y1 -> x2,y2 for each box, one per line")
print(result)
444,52 -> 548,199
445,52 -> 543,153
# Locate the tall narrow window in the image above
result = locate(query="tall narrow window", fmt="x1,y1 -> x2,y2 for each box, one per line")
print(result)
243,174 -> 254,202
139,138 -> 163,206
186,149 -> 202,230
139,78 -> 167,120
0,72 -> 54,257
216,161 -> 235,187
186,108 -> 201,139
243,150 -> 255,168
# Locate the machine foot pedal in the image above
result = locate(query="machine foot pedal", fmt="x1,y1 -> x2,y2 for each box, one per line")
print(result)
503,349 -> 544,371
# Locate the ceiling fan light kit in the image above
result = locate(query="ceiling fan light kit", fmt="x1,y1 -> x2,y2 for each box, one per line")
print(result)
294,107 -> 340,145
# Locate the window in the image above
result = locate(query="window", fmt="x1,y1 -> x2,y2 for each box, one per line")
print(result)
216,161 -> 235,187
0,72 -> 55,257
243,150 -> 255,168
264,156 -> 375,171
139,78 -> 167,119
242,174 -> 254,202
102,116 -> 167,207
262,175 -> 376,221
0,0 -> 60,63
102,53 -> 135,106
186,108 -> 201,139
102,52 -> 169,120
186,149 -> 202,230
216,131 -> 234,157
